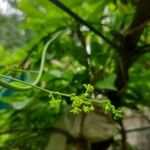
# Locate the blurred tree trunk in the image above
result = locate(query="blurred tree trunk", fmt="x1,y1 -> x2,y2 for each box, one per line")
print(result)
104,0 -> 150,150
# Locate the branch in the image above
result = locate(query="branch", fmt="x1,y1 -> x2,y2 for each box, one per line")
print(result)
123,0 -> 150,49
0,74 -> 70,97
48,0 -> 117,49
126,126 -> 150,133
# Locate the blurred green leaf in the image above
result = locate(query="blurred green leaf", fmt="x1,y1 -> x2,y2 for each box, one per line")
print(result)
96,74 -> 117,90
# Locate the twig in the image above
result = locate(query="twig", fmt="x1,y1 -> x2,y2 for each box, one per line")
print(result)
48,0 -> 117,49
0,74 -> 70,97
126,126 -> 150,133
119,120 -> 126,150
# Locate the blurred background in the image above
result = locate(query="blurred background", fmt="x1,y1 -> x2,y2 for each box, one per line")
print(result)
0,0 -> 150,150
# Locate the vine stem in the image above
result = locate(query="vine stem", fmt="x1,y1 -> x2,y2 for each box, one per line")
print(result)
91,98 -> 109,104
0,74 -> 108,102
0,31 -> 63,91
0,74 -> 70,97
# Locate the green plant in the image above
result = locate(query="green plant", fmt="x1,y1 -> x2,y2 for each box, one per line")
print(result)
0,0 -> 149,149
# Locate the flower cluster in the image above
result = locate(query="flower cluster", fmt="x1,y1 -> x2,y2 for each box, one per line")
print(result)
83,84 -> 94,93
49,98 -> 61,109
49,92 -> 61,109
48,84 -> 122,120
100,99 -> 123,120
70,84 -> 94,114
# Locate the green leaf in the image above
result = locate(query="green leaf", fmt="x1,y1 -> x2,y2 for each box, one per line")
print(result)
96,74 -> 117,90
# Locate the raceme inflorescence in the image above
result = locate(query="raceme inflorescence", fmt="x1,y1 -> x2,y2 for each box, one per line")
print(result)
49,84 -> 123,120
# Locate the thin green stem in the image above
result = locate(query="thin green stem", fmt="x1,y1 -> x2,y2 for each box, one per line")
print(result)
91,98 -> 109,104
91,99 -> 101,104
0,74 -> 70,97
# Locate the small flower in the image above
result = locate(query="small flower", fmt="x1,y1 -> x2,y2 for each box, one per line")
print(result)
83,105 -> 95,113
49,98 -> 61,108
83,106 -> 90,113
70,107 -> 82,114
71,96 -> 84,107
89,106 -> 95,111
83,84 -> 94,93
113,109 -> 123,120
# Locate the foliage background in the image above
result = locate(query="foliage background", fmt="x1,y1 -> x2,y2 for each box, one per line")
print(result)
0,0 -> 150,149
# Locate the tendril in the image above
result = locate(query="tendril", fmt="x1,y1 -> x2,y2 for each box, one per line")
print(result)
0,31 -> 63,91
